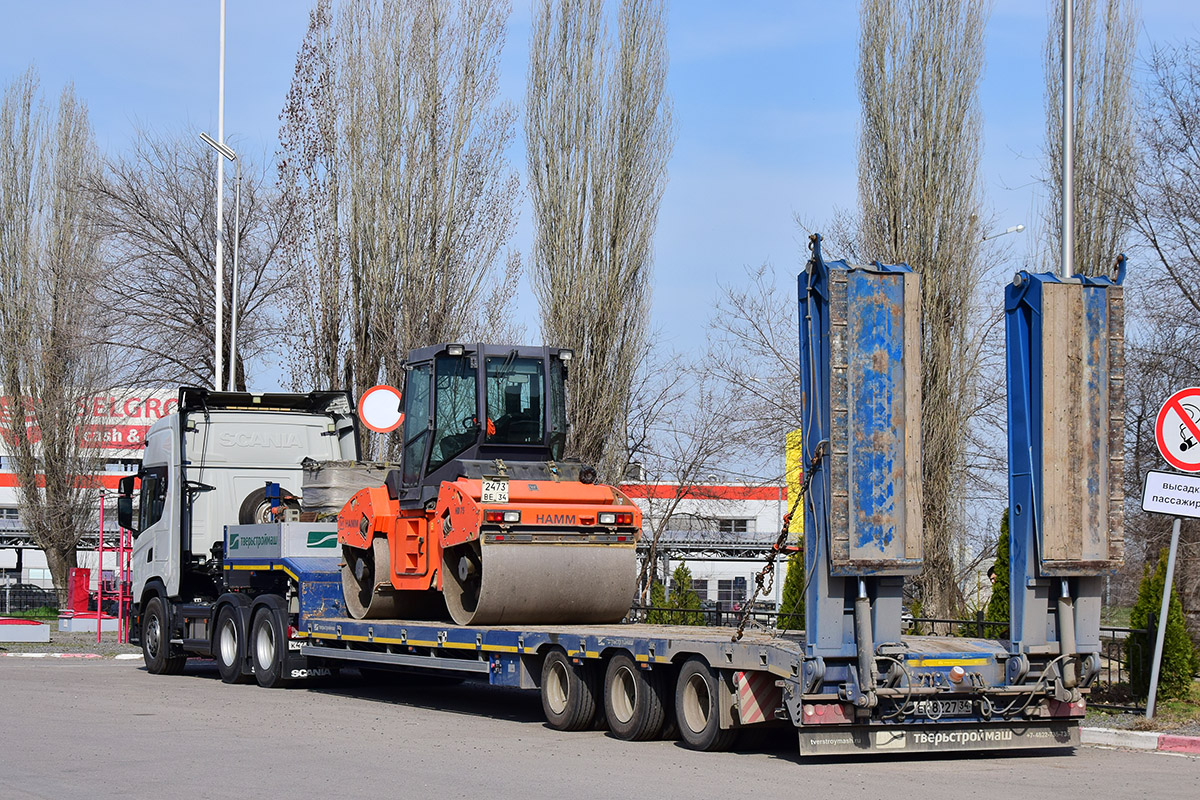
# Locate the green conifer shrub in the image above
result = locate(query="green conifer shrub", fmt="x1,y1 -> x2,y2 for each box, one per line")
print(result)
776,550 -> 806,631
1129,549 -> 1200,701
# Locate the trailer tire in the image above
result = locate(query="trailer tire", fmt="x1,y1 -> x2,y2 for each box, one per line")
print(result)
540,648 -> 600,732
675,657 -> 737,751
214,605 -> 249,684
603,653 -> 666,741
250,606 -> 293,689
141,596 -> 186,675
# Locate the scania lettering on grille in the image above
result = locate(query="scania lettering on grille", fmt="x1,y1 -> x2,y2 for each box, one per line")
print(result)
536,513 -> 576,525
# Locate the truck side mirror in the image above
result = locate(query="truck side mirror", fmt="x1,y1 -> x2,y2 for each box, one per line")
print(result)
117,475 -> 139,534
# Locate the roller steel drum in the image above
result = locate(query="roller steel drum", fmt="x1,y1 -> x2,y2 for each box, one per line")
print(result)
342,538 -> 446,620
442,541 -> 637,626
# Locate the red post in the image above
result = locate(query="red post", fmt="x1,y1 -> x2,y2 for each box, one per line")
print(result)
97,494 -> 104,644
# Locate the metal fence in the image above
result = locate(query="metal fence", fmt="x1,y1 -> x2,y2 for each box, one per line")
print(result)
1,583 -> 59,616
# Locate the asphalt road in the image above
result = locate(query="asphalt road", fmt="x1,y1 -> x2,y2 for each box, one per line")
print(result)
2,659 -> 1198,800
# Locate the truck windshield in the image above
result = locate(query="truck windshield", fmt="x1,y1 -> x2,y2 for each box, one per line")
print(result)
485,355 -> 549,447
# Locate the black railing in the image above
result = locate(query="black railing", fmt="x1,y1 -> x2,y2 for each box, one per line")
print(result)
625,604 -> 799,629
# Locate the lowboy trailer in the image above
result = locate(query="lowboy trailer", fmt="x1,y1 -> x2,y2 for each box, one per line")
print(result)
120,236 -> 1125,756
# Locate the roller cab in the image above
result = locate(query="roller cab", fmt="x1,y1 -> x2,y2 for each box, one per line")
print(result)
337,343 -> 642,625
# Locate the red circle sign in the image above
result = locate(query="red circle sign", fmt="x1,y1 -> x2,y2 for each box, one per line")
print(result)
1155,387 -> 1200,472
357,385 -> 404,434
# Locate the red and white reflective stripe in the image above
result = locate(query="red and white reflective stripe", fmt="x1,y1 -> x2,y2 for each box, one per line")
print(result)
735,670 -> 780,726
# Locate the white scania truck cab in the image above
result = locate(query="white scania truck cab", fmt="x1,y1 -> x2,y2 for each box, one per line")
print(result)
119,387 -> 360,676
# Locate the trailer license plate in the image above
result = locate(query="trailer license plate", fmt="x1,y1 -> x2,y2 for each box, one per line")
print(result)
482,477 -> 509,504
911,699 -> 973,717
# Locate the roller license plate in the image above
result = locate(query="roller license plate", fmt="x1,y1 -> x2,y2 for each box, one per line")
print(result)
910,699 -> 973,717
481,476 -> 509,504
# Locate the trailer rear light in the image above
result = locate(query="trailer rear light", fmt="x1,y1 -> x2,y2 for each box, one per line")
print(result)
485,510 -> 521,523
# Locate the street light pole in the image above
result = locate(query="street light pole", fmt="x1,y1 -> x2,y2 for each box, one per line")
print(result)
212,0 -> 227,391
229,158 -> 241,391
1062,0 -> 1074,278
199,132 -> 239,390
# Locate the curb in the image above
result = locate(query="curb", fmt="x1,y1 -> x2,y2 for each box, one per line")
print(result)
1083,727 -> 1200,755
2,652 -> 142,660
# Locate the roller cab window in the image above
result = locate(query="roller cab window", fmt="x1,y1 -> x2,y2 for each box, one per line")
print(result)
401,363 -> 432,486
428,355 -> 478,473
485,356 -> 550,447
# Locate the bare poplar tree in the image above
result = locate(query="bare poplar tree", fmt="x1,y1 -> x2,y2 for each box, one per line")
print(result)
1123,39 -> 1200,632
625,355 -> 745,602
705,264 -> 803,481
856,0 -> 990,618
92,129 -> 290,389
1042,0 -> 1137,276
526,0 -> 674,481
0,69 -> 109,602
278,0 -> 522,442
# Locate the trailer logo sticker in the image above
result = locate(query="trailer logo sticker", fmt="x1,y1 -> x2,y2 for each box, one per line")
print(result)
228,532 -> 239,550
306,530 -> 338,549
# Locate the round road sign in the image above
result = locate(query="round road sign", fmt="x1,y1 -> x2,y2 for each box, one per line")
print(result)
1154,386 -> 1200,472
358,384 -> 404,434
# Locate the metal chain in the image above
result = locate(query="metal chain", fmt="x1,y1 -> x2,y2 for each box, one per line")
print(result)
732,444 -> 824,642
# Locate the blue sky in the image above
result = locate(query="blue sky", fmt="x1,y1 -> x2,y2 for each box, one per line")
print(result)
4,1 -> 1200,389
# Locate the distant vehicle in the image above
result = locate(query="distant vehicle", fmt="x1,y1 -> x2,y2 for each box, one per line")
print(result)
1,583 -> 57,613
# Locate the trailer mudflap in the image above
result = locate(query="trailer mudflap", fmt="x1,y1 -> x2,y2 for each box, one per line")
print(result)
797,721 -> 1078,756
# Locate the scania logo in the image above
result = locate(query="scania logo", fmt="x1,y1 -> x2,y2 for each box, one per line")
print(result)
536,513 -> 575,525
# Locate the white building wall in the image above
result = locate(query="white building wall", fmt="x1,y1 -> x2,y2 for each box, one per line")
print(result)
625,483 -> 790,609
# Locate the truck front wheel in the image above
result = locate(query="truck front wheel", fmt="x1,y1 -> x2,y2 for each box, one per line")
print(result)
214,605 -> 249,684
141,596 -> 186,675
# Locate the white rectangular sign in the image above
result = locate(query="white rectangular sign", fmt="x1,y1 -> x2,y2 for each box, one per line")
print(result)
1141,470 -> 1200,519
481,476 -> 509,504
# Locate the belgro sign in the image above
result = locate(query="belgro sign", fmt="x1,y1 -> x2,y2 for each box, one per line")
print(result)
0,392 -> 177,454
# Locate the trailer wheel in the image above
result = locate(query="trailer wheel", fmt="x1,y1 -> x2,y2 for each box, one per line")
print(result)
250,606 -> 293,689
540,648 -> 600,732
214,605 -> 249,684
675,657 -> 737,751
603,653 -> 666,741
141,596 -> 186,675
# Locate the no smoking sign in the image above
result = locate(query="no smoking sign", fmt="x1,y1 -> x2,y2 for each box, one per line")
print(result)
1155,387 -> 1200,472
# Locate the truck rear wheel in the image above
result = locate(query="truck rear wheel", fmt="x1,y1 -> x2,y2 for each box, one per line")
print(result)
142,596 -> 186,675
603,653 -> 666,740
250,606 -> 293,689
214,605 -> 249,684
675,657 -> 737,751
540,648 -> 600,731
